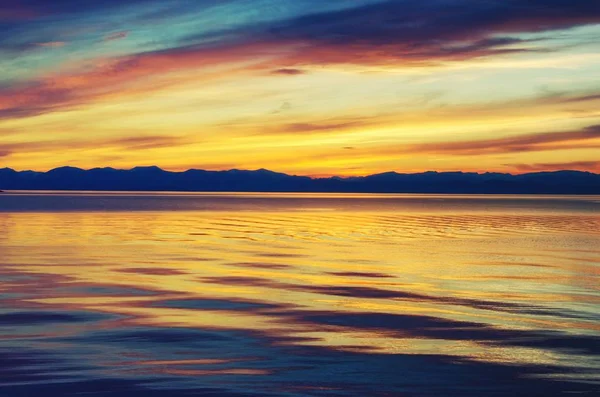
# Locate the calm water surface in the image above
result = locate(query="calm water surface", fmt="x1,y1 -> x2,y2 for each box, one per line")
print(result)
0,192 -> 599,396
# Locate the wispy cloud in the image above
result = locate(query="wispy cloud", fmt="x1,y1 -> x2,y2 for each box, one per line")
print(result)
507,161 -> 600,172
0,42 -> 272,119
270,68 -> 305,75
2,1 -> 599,121
564,93 -> 600,103
246,0 -> 600,67
406,125 -> 600,155
111,135 -> 190,150
36,41 -> 66,48
0,134 -> 190,156
271,121 -> 367,135
104,31 -> 129,42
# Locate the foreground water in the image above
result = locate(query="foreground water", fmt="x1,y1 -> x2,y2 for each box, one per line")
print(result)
0,192 -> 599,396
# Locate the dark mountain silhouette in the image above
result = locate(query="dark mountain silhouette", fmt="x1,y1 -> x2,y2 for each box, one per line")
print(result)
0,167 -> 599,194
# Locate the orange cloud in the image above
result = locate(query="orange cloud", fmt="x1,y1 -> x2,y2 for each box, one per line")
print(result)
506,161 -> 600,173
262,121 -> 368,136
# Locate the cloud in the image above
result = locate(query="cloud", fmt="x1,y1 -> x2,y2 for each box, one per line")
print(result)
140,0 -> 600,72
104,31 -> 129,42
270,68 -> 305,75
253,0 -> 600,67
0,0 -> 232,26
0,134 -> 189,155
406,125 -> 600,155
271,101 -> 292,114
0,41 -> 272,120
0,41 -> 65,54
267,121 -> 367,135
111,135 -> 189,150
2,0 -> 599,121
564,94 -> 600,103
506,161 -> 600,172
36,42 -> 66,48
0,6 -> 38,21
0,0 -> 155,18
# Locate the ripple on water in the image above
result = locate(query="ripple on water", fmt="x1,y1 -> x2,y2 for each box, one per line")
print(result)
0,193 -> 599,396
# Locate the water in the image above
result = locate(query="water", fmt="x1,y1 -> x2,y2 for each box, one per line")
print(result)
0,192 -> 599,396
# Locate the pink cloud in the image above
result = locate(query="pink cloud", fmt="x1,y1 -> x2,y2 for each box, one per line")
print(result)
104,31 -> 129,42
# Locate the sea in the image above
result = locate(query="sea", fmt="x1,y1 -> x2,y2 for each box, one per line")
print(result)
0,191 -> 599,396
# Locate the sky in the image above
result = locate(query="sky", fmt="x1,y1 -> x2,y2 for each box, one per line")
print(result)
1,0 -> 600,176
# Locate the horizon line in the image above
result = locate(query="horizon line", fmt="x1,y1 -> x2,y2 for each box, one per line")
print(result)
2,165 -> 599,178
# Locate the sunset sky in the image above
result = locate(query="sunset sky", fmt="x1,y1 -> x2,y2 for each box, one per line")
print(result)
1,0 -> 600,176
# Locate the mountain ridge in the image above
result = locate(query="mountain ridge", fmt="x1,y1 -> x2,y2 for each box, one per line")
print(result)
0,166 -> 598,194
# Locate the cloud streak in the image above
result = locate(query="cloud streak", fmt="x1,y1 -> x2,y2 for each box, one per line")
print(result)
270,121 -> 368,135
0,134 -> 189,157
251,0 -> 600,66
507,161 -> 600,173
406,125 -> 600,155
0,41 -> 274,119
270,68 -> 306,76
104,31 -> 129,42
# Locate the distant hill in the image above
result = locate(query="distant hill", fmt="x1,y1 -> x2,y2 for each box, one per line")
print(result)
0,167 -> 599,194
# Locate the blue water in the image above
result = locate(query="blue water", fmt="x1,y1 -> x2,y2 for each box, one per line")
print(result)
0,192 -> 599,396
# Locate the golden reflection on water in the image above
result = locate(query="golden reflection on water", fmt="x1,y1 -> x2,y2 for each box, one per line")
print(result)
1,194 -> 600,394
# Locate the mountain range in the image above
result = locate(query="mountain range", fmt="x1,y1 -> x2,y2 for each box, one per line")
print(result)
0,166 -> 599,194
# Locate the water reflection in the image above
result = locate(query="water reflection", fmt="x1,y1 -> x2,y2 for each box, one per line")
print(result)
0,193 -> 599,396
